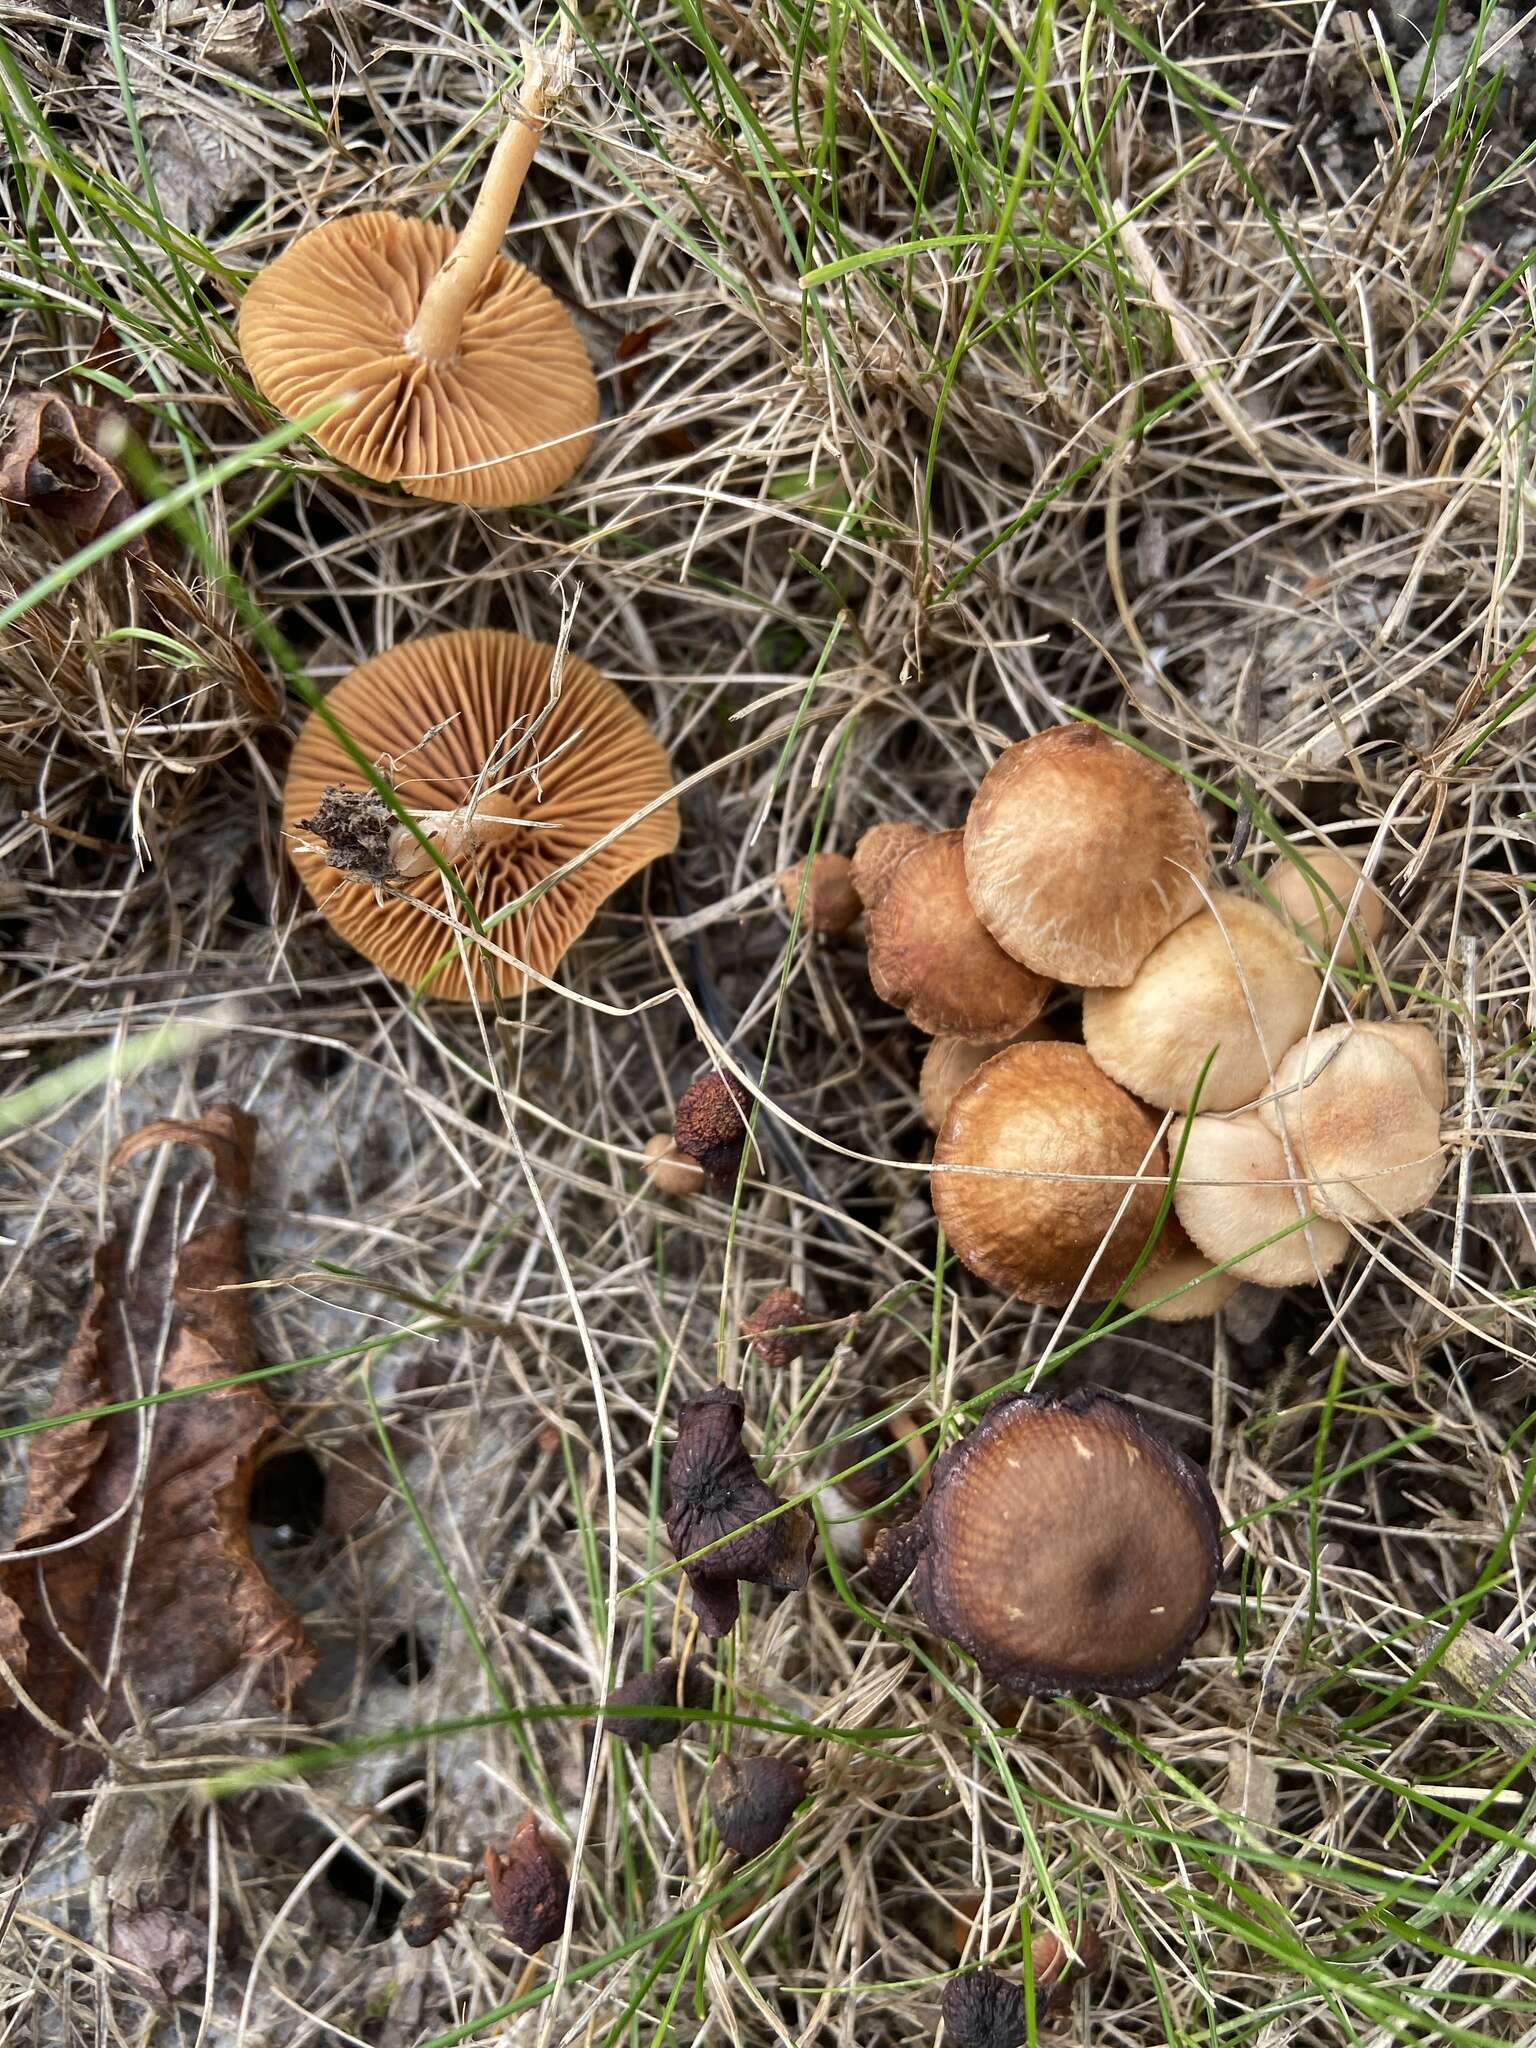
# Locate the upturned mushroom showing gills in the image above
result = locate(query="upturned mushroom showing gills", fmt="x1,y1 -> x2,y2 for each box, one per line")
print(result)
664,1387 -> 812,1637
283,628 -> 677,1003
239,48 -> 597,506
933,1042 -> 1166,1304
873,1389 -> 1221,1698
964,724 -> 1210,986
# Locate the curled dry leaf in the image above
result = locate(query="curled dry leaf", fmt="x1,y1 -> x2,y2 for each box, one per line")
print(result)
0,1106 -> 314,1828
0,390 -> 140,547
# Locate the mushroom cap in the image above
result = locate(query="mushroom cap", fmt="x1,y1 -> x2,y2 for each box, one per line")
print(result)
933,1042 -> 1166,1305
866,833 -> 1052,1041
919,1033 -> 1023,1132
777,851 -> 861,934
673,1072 -> 752,1184
940,1970 -> 1029,2048
908,1389 -> 1221,1697
1357,1019 -> 1447,1112
239,214 -> 598,506
1264,847 -> 1386,957
964,725 -> 1211,985
641,1133 -> 704,1197
707,1752 -> 807,1857
1120,1215 -> 1243,1322
1171,1110 -> 1349,1286
851,822 -> 930,910
1257,1023 -> 1447,1222
1081,893 -> 1321,1113
283,628 -> 677,1002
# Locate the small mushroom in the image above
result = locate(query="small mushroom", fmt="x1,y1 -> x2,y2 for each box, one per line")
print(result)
1258,1021 -> 1447,1222
399,1873 -> 475,1948
741,1287 -> 812,1369
941,1970 -> 1028,2048
239,52 -> 597,505
664,1387 -> 813,1636
821,1408 -> 930,1563
642,1133 -> 705,1197
707,1752 -> 807,1856
919,1030 -> 1044,1132
672,1071 -> 752,1186
1171,1110 -> 1349,1287
933,1042 -> 1166,1305
851,821 -> 930,910
777,851 -> 861,934
602,1656 -> 713,1749
283,628 -> 677,1002
1119,1214 -> 1242,1322
866,833 -> 1052,1041
1081,893 -> 1321,1113
1030,1921 -> 1106,2014
483,1812 -> 568,1953
963,724 -> 1211,985
1263,846 -> 1385,959
885,1388 -> 1221,1697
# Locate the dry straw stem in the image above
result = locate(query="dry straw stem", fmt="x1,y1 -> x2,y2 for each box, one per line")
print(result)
2,5 -> 1535,2048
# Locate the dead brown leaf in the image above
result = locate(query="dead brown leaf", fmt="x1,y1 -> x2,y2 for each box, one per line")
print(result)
0,1106 -> 314,1829
0,390 -> 140,546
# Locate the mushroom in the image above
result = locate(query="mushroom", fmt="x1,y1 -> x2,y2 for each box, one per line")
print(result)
1263,846 -> 1385,959
1119,1214 -> 1242,1322
918,1026 -> 1053,1132
963,724 -> 1210,985
850,821 -> 930,910
941,1970 -> 1028,2048
1257,1022 -> 1447,1222
707,1753 -> 807,1856
483,1812 -> 568,1953
239,51 -> 597,505
1170,1111 -> 1349,1286
672,1071 -> 752,1186
740,1287 -> 812,1368
870,1388 -> 1221,1698
602,1657 -> 713,1749
777,851 -> 861,934
283,628 -> 677,1002
663,1387 -> 812,1636
932,1042 -> 1166,1305
641,1133 -> 705,1197
820,1408 -> 929,1564
865,833 -> 1052,1041
1081,893 -> 1321,1113
399,1873 -> 477,1948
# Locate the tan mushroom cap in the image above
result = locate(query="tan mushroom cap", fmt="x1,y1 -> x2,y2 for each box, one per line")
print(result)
1264,847 -> 1386,957
1121,1216 -> 1243,1322
1357,1019 -> 1447,1112
283,628 -> 677,1002
1171,1111 -> 1349,1287
1257,1023 -> 1447,1222
851,821 -> 929,911
777,850 -> 861,934
964,725 -> 1211,986
933,1042 -> 1166,1305
866,833 -> 1052,1042
240,213 -> 596,506
1082,893 -> 1321,1113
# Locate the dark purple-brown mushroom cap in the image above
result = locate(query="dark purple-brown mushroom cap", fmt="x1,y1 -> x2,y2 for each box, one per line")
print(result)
741,1287 -> 811,1368
707,1752 -> 807,1857
483,1812 -> 568,1953
664,1387 -> 812,1636
602,1657 -> 713,1749
399,1877 -> 468,1949
941,1969 -> 1028,2048
899,1388 -> 1220,1697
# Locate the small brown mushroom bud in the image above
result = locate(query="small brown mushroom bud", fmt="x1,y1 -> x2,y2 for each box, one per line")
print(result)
740,1287 -> 811,1368
483,1812 -> 568,1954
664,1386 -> 813,1636
673,1071 -> 752,1186
777,851 -> 861,934
602,1657 -> 713,1749
941,1969 -> 1028,2048
890,1388 -> 1220,1697
642,1133 -> 705,1197
399,1875 -> 472,1949
851,821 -> 930,911
1031,1922 -> 1106,2015
707,1752 -> 807,1856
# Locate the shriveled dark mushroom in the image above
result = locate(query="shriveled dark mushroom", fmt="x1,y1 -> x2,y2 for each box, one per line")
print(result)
483,1811 -> 568,1952
941,1969 -> 1028,2048
877,1388 -> 1220,1697
602,1656 -> 713,1749
399,1872 -> 476,1948
673,1072 -> 752,1186
741,1287 -> 812,1369
707,1752 -> 807,1856
664,1387 -> 813,1636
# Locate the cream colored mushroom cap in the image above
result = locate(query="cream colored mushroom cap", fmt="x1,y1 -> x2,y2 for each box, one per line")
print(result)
1356,1020 -> 1447,1112
1257,1024 -> 1447,1222
1121,1217 -> 1243,1322
1171,1112 -> 1349,1287
1264,848 -> 1386,956
240,214 -> 598,506
1081,893 -> 1321,1113
963,724 -> 1211,986
933,1041 -> 1166,1305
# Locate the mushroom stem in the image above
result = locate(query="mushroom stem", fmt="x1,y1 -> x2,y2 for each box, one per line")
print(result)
389,803 -> 529,876
405,72 -> 548,365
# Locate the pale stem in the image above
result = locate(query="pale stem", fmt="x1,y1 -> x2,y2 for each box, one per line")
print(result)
390,805 -> 531,877
404,77 -> 547,364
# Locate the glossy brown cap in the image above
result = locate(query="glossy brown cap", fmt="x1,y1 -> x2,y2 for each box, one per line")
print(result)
919,1029 -> 1048,1132
933,1042 -> 1166,1305
641,1133 -> 705,1197
1257,1022 -> 1447,1222
1082,893 -> 1320,1113
851,822 -> 930,911
906,1389 -> 1221,1697
283,628 -> 677,1002
866,833 -> 1052,1041
1171,1111 -> 1348,1286
240,214 -> 597,506
964,725 -> 1211,985
777,851 -> 860,934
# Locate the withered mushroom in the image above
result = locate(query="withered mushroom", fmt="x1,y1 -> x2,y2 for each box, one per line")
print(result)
933,1042 -> 1166,1305
941,1971 -> 1027,2048
240,51 -> 597,505
1258,1021 -> 1447,1222
707,1752 -> 807,1856
741,1287 -> 812,1369
865,832 -> 1052,1041
777,851 -> 861,934
602,1656 -> 712,1749
483,1812 -> 568,1953
672,1071 -> 752,1186
1081,893 -> 1320,1113
870,1388 -> 1220,1697
664,1387 -> 812,1636
821,1408 -> 930,1564
963,724 -> 1211,985
284,628 -> 677,1002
